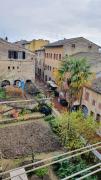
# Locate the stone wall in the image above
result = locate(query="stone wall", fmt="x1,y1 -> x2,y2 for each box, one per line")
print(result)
0,60 -> 35,84
0,39 -> 35,83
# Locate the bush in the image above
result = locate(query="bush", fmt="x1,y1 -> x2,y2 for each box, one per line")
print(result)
35,167 -> 48,179
49,111 -> 99,149
36,92 -> 46,99
53,156 -> 98,179
44,115 -> 54,122
0,88 -> 6,99
19,108 -> 30,116
31,105 -> 39,112
5,86 -> 24,97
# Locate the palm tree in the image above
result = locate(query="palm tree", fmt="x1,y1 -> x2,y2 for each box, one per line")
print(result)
59,56 -> 91,110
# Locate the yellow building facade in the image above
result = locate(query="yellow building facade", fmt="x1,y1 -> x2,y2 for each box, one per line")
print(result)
25,39 -> 49,52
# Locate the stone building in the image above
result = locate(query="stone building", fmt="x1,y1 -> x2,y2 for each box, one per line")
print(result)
24,39 -> 49,52
0,38 -> 35,85
82,77 -> 101,122
44,37 -> 101,81
35,48 -> 45,80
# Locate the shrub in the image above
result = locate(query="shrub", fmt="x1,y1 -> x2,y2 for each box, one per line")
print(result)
36,92 -> 46,99
49,111 -> 99,149
53,156 -> 98,179
35,167 -> 48,179
19,108 -> 30,116
31,105 -> 39,112
0,88 -> 6,99
5,86 -> 24,97
44,115 -> 54,122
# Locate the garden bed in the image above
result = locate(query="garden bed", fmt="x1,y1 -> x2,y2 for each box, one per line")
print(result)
0,119 -> 61,158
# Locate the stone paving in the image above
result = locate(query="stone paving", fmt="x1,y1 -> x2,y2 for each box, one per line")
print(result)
35,77 -> 67,112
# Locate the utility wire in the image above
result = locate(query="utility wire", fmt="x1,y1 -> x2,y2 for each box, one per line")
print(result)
0,142 -> 101,176
2,145 -> 101,180
61,162 -> 101,180
76,168 -> 101,180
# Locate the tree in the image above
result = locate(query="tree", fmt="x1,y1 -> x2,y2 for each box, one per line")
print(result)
50,112 -> 84,150
59,56 -> 91,109
50,111 -> 99,150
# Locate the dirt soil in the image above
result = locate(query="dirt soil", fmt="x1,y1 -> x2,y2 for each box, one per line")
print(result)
0,119 -> 61,158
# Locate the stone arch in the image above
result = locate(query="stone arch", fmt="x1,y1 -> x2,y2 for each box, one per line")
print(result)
82,105 -> 88,117
1,80 -> 10,87
25,79 -> 32,84
14,79 -> 21,87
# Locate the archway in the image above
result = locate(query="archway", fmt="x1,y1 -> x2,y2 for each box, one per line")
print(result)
82,105 -> 88,117
1,80 -> 10,87
14,80 -> 21,87
25,80 -> 32,84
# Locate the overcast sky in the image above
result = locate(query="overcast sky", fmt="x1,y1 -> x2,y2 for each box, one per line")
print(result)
0,0 -> 101,44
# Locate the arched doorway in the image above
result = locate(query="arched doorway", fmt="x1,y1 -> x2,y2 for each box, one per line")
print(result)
14,80 -> 21,87
82,105 -> 88,117
1,80 -> 10,87
25,80 -> 32,84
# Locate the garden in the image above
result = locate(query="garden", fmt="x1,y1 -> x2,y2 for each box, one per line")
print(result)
43,112 -> 101,179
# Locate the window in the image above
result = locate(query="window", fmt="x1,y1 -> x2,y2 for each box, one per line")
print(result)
49,77 -> 51,81
8,51 -> 18,59
54,54 -> 56,59
22,52 -> 25,59
14,51 -> 18,59
50,66 -> 51,71
59,54 -> 62,60
8,51 -> 26,59
72,44 -> 75,48
48,65 -> 49,70
85,92 -> 89,101
12,66 -> 15,70
88,44 -> 92,49
8,66 -> 10,70
45,75 -> 47,81
92,99 -> 96,106
17,66 -> 19,69
18,52 -> 22,59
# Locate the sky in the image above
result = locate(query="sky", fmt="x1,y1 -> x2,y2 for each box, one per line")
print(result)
0,0 -> 101,45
